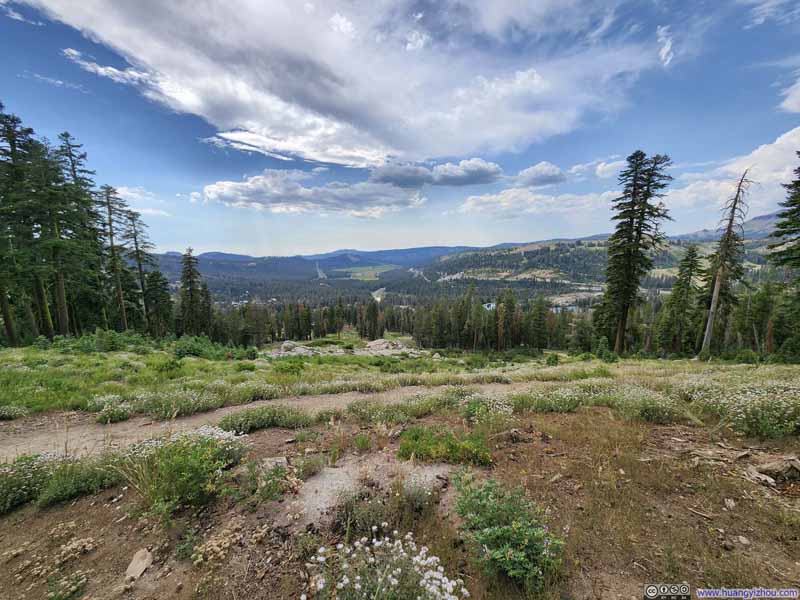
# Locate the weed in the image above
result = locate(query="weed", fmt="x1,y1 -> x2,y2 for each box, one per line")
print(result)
397,425 -> 492,466
353,432 -> 372,452
218,405 -> 313,433
37,456 -> 123,508
454,473 -> 563,595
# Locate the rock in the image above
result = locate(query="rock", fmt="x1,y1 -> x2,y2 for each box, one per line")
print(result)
263,456 -> 289,470
432,352 -> 442,360
281,341 -> 297,352
756,456 -> 800,482
724,498 -> 736,510
737,535 -> 751,546
491,428 -> 533,444
125,548 -> 153,580
722,540 -> 735,551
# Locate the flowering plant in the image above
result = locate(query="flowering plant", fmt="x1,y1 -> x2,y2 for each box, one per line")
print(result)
304,528 -> 469,600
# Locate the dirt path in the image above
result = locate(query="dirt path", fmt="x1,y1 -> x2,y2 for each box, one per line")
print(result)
0,381 -> 533,461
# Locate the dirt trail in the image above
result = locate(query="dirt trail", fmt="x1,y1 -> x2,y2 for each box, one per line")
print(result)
0,381 -> 532,461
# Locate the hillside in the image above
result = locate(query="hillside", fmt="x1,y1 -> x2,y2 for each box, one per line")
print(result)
155,212 -> 783,303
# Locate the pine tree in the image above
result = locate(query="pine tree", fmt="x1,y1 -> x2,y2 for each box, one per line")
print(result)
657,245 -> 701,354
769,151 -> 800,275
700,170 -> 751,355
179,248 -> 202,335
122,210 -> 154,330
604,151 -> 672,354
99,185 -> 130,330
143,269 -> 172,337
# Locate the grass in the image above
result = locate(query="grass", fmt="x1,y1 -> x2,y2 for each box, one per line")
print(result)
218,405 -> 313,433
397,425 -> 492,466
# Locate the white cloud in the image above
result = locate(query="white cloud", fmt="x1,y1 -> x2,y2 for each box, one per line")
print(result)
667,126 -> 800,215
117,186 -> 172,216
23,0 -> 662,166
780,78 -> 800,112
738,0 -> 800,27
369,158 -> 502,187
514,161 -> 565,187
459,188 -> 616,217
405,30 -> 428,51
1,0 -> 43,24
201,169 -> 425,218
656,25 -> 674,67
594,160 -> 625,178
19,71 -> 87,92
329,12 -> 355,38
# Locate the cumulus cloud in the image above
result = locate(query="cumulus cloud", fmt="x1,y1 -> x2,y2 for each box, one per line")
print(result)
514,161 -> 566,187
668,125 -> 800,215
22,0 -> 662,166
568,157 -> 624,179
201,169 -> 425,218
369,158 -> 502,187
459,188 -> 617,217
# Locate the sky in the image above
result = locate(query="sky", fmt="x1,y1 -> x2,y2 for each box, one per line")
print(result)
1,0 -> 800,256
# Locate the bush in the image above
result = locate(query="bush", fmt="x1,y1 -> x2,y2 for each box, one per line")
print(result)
545,353 -> 559,366
0,405 -> 29,420
397,426 -> 491,466
734,349 -> 760,364
173,336 -> 227,360
219,405 -> 313,433
511,388 -> 582,413
0,455 -> 54,515
118,430 -> 246,519
37,457 -> 122,507
306,531 -> 469,600
455,475 -> 563,594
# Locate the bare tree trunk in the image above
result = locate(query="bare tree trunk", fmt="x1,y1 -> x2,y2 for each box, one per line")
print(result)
0,282 -> 19,346
104,193 -> 128,330
701,270 -> 723,355
614,305 -> 628,354
34,275 -> 55,339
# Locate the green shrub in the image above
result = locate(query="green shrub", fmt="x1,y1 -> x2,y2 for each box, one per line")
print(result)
219,405 -> 313,433
295,454 -> 326,480
173,336 -> 227,360
0,405 -> 29,420
734,349 -> 760,364
545,353 -> 559,366
95,402 -> 133,424
397,426 -> 491,466
455,474 -> 563,594
118,433 -> 246,519
353,433 -> 372,452
0,455 -> 54,515
37,457 -> 122,507
511,388 -> 582,413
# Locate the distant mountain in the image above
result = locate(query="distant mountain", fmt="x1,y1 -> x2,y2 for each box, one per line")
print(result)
304,246 -> 479,267
672,212 -> 779,242
154,212 -> 781,297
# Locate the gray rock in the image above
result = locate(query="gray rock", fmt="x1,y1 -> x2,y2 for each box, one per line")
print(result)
125,548 -> 153,580
263,456 -> 289,470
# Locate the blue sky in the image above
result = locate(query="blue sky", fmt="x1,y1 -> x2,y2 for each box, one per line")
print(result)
2,0 -> 799,255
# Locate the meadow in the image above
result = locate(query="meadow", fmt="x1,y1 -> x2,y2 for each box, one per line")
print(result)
0,338 -> 798,599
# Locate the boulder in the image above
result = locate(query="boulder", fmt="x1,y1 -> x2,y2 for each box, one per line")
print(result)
125,548 -> 153,581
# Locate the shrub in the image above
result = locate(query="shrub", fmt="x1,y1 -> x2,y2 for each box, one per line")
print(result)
37,457 -> 122,507
173,336 -> 228,360
219,405 -> 313,433
461,393 -> 513,427
353,433 -> 372,452
0,405 -> 29,420
734,349 -> 760,364
724,384 -> 800,438
455,474 -> 563,594
397,426 -> 491,466
611,386 -> 683,424
545,353 -> 559,366
96,402 -> 133,424
0,454 -> 54,515
306,530 -> 469,599
118,428 -> 247,519
142,389 -> 225,420
295,454 -> 326,480
511,388 -> 582,414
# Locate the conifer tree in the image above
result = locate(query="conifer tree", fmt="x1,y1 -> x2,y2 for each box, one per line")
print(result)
700,171 -> 751,355
657,245 -> 701,354
99,185 -> 130,330
179,247 -> 202,335
603,151 -> 672,353
143,269 -> 172,337
122,210 -> 154,330
769,151 -> 800,275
